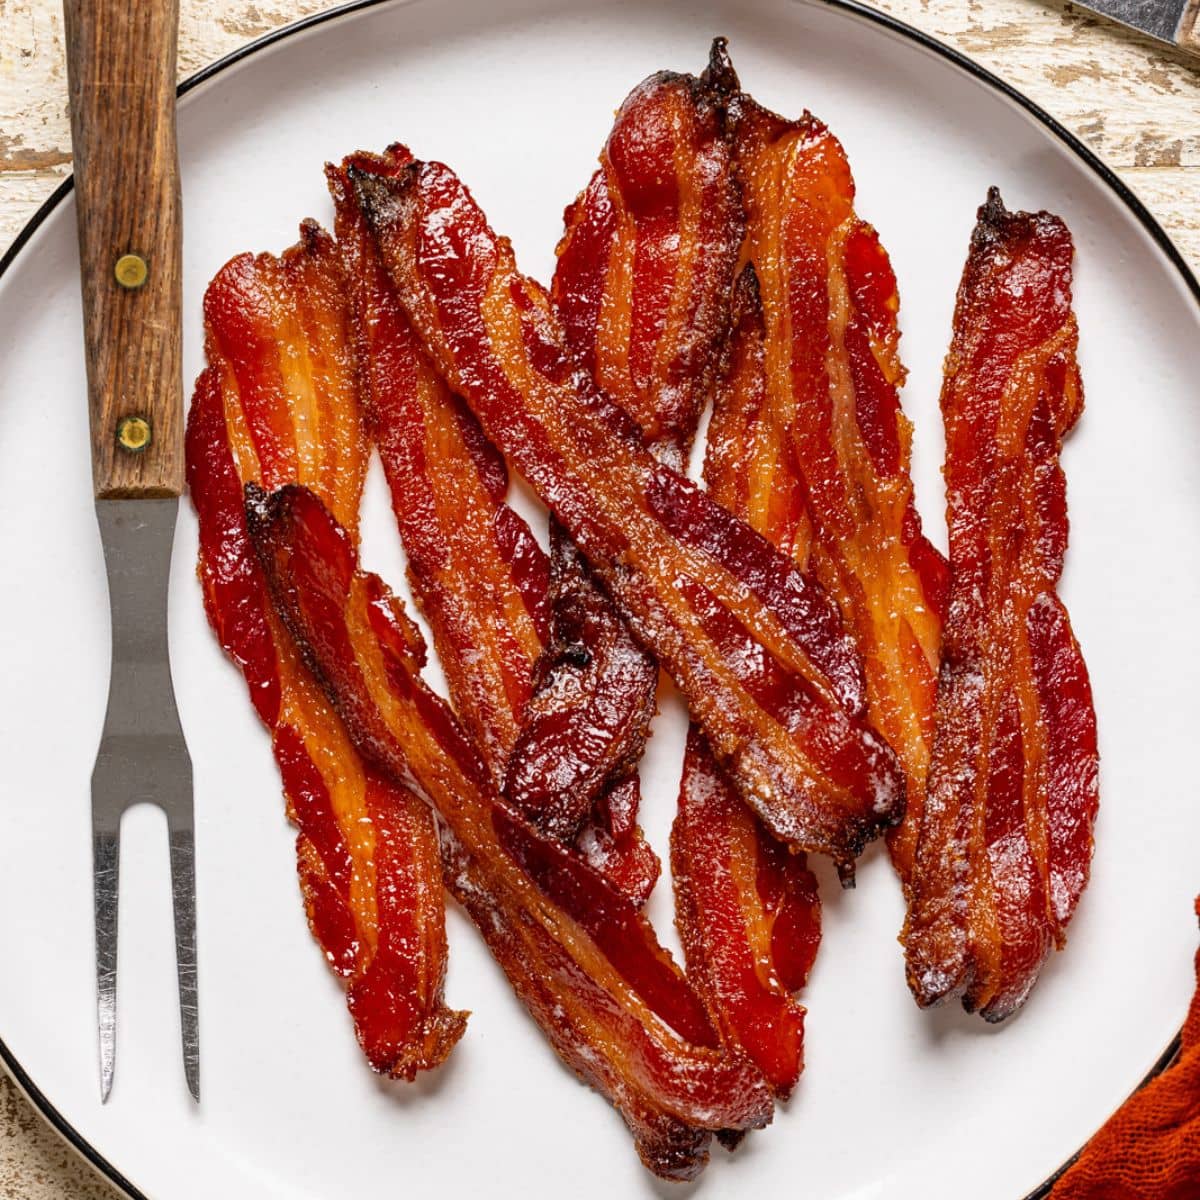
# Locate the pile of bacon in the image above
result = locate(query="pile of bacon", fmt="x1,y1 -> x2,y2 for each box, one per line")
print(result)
186,39 -> 1098,1179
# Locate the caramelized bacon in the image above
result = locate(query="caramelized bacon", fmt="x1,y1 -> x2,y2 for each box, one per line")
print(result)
328,148 -> 549,774
504,52 -> 745,878
186,225 -> 465,1077
904,190 -> 1098,1020
672,729 -> 820,1097
727,77 -> 948,890
549,50 -> 822,1093
553,44 -> 742,470
328,149 -> 658,900
671,264 -> 822,1097
506,52 -> 743,856
503,525 -> 657,841
349,156 -> 904,868
247,483 -> 774,1179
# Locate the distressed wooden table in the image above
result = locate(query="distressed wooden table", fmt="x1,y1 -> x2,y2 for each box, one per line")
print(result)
0,1 -> 1197,1196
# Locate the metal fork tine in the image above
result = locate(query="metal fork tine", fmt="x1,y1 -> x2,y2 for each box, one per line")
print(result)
93,498 -> 197,1103
168,816 -> 199,1101
92,820 -> 120,1103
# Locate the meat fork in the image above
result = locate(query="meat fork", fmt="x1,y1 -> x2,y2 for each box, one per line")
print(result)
62,0 -> 198,1101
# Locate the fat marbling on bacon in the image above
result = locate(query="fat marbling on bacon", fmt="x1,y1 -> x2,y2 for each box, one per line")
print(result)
245,481 -> 775,1180
186,223 -> 466,1077
328,145 -> 659,901
348,150 -> 906,870
905,189 -> 1099,1020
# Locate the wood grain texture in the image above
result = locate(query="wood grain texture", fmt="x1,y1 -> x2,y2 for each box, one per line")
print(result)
63,0 -> 184,497
0,0 -> 1197,1196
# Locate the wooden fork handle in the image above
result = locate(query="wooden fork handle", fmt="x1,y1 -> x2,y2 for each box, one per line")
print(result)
63,0 -> 183,499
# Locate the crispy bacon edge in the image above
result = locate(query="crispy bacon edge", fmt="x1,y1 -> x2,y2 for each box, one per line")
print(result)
327,147 -> 660,902
348,153 -> 906,869
725,72 -> 949,893
904,189 -> 1099,1021
246,482 -> 775,1179
186,224 -> 466,1077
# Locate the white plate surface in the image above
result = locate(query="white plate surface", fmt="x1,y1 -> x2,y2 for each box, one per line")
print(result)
1,2 -> 1198,1197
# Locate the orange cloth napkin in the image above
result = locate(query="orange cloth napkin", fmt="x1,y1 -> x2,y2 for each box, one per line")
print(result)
1054,899 -> 1200,1198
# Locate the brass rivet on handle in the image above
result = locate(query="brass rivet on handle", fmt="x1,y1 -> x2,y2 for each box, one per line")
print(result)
113,253 -> 148,290
116,415 -> 152,453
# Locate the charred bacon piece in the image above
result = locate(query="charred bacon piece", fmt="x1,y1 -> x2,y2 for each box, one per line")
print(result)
904,190 -> 1098,1021
348,155 -> 905,868
727,76 -> 949,891
671,264 -> 822,1098
328,148 -> 659,901
247,483 -> 775,1179
187,224 -> 465,1077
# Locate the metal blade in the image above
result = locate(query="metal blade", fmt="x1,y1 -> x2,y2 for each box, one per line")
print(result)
92,498 -> 197,1102
1073,0 -> 1189,45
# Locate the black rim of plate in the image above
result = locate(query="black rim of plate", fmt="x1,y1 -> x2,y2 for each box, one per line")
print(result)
0,0 -> 1194,1196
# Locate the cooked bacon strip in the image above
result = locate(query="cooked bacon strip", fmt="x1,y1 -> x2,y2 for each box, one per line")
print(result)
504,54 -> 744,870
349,157 -> 904,867
247,483 -> 774,1179
328,148 -> 549,773
507,54 -> 743,852
186,224 -> 465,1077
503,525 -> 658,841
553,44 -> 742,471
904,190 -> 1099,1020
671,264 -> 822,1098
727,76 -> 949,891
328,149 -> 659,901
673,728 -> 821,1097
549,49 -> 822,1094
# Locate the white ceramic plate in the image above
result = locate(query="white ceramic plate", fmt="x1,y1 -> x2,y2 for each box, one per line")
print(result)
2,2 -> 1197,1197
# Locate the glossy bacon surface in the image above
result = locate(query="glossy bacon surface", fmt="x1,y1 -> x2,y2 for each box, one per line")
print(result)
187,224 -> 465,1076
503,526 -> 657,841
505,52 -> 746,878
328,149 -> 549,778
728,81 -> 949,890
247,483 -> 775,1179
673,729 -> 821,1097
904,190 -> 1098,1020
553,44 -> 742,471
671,263 -> 823,1097
349,156 -> 905,868
328,149 -> 658,901
506,54 -> 744,859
